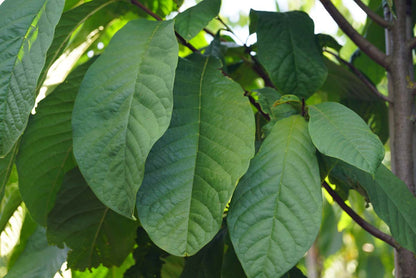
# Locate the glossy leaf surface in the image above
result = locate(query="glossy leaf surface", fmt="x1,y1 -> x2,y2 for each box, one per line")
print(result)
228,115 -> 322,278
308,102 -> 384,174
72,19 -> 178,218
47,168 -> 138,270
137,54 -> 255,256
0,0 -> 64,156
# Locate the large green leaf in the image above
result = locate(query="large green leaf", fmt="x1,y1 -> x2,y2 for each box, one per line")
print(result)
136,54 -> 255,256
227,115 -> 322,278
254,10 -> 327,98
180,228 -> 226,278
16,60 -> 93,226
5,227 -> 67,278
308,102 -> 384,174
329,162 -> 416,253
47,168 -> 138,270
0,0 -> 64,156
72,19 -> 178,219
175,0 -> 221,41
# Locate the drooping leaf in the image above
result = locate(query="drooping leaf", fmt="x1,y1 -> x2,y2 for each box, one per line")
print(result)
47,168 -> 138,270
254,10 -> 327,98
5,227 -> 67,278
72,19 -> 178,218
137,54 -> 255,256
175,0 -> 221,41
16,60 -> 93,226
180,228 -> 226,278
0,0 -> 64,156
227,115 -> 322,278
308,102 -> 384,174
0,143 -> 18,201
162,256 -> 185,278
329,162 -> 416,253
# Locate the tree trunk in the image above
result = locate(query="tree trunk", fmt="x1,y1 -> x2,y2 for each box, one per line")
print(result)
385,0 -> 416,276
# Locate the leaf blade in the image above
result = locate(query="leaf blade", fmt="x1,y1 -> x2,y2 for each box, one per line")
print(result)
72,19 -> 179,218
308,102 -> 384,174
47,168 -> 138,270
16,60 -> 93,226
254,11 -> 327,98
137,54 -> 255,256
0,0 -> 64,156
175,0 -> 221,41
227,115 -> 322,278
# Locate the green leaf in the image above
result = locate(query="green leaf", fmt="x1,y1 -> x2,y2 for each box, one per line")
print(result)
162,256 -> 185,278
227,115 -> 322,278
175,0 -> 221,41
72,19 -> 178,219
16,60 -> 93,226
47,168 -> 138,270
0,0 -> 64,156
254,11 -> 327,98
308,102 -> 384,174
5,227 -> 67,278
0,143 -> 18,201
180,229 -> 226,278
329,162 -> 416,253
316,33 -> 342,52
136,54 -> 255,256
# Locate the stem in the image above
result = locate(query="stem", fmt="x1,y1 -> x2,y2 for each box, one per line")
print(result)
319,0 -> 390,69
322,181 -> 400,249
246,92 -> 271,121
324,50 -> 392,103
353,0 -> 391,28
130,0 -> 198,53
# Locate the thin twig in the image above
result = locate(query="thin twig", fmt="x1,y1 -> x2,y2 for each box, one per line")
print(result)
324,49 -> 392,103
246,93 -> 271,121
130,0 -> 198,53
319,0 -> 390,69
353,0 -> 390,28
322,181 -> 400,249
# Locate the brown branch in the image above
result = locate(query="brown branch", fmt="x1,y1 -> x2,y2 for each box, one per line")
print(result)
319,0 -> 390,69
246,92 -> 271,121
130,0 -> 198,53
407,37 -> 416,50
353,0 -> 390,28
324,49 -> 392,103
322,181 -> 400,249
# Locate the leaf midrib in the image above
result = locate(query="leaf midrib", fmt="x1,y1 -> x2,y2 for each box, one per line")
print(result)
184,56 -> 210,255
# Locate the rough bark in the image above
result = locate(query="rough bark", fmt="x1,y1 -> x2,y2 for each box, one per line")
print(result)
386,0 -> 416,276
